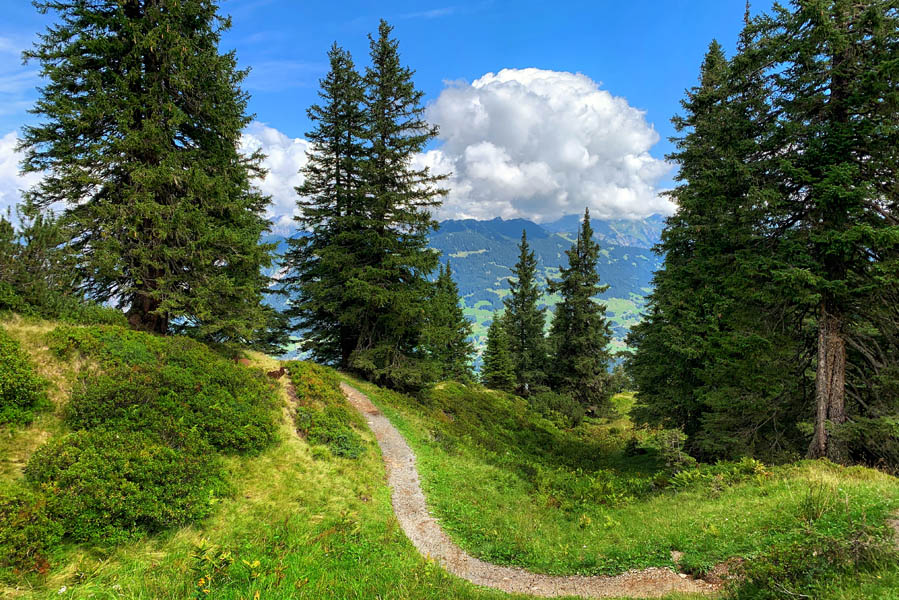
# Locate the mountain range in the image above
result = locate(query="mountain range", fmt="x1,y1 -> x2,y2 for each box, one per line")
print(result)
267,214 -> 666,356
430,214 -> 665,353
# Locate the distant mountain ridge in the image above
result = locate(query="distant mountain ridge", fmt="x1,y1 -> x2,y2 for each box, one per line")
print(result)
266,214 -> 666,356
430,214 -> 665,353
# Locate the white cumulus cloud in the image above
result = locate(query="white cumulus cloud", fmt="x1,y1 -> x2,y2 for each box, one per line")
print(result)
0,131 -> 41,220
239,121 -> 310,234
426,68 -> 673,222
1,69 -> 673,233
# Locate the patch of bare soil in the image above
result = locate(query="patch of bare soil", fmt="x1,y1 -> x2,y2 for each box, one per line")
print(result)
340,382 -> 724,599
889,515 -> 899,550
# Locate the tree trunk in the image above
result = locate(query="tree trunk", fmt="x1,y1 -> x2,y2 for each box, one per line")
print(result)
808,304 -> 847,462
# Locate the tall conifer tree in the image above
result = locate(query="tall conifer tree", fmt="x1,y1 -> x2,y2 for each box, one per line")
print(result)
628,38 -> 810,460
504,230 -> 547,395
752,0 -> 899,462
481,313 -> 516,392
282,43 -> 367,365
346,19 -> 447,389
20,0 -> 275,343
422,262 -> 475,381
548,209 -> 613,408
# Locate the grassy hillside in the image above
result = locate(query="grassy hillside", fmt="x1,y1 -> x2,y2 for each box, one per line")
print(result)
2,317 -> 896,599
343,375 -> 899,599
4,316 -> 685,600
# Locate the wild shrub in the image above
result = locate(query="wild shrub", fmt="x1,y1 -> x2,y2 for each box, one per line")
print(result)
668,457 -> 770,492
288,361 -> 364,459
0,488 -> 62,573
0,327 -> 50,425
528,390 -> 584,428
645,429 -> 697,473
25,430 -> 228,544
51,325 -> 280,454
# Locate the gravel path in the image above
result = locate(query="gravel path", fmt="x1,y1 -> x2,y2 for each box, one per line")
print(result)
340,382 -> 721,599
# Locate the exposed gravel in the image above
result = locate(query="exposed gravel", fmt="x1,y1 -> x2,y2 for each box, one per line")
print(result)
340,382 -> 722,598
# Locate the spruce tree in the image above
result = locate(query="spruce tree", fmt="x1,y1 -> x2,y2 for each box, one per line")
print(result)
481,312 -> 516,392
346,19 -> 447,389
503,230 -> 547,395
282,43 -> 367,365
628,39 -> 810,460
630,2 -> 899,467
751,0 -> 899,462
548,208 -> 613,409
422,262 -> 475,381
20,0 -> 275,344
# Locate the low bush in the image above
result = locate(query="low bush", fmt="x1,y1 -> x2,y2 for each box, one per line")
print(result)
288,361 -> 365,459
51,325 -> 280,454
668,456 -> 770,491
528,390 -> 584,428
25,430 -> 228,544
0,487 -> 63,573
0,327 -> 50,425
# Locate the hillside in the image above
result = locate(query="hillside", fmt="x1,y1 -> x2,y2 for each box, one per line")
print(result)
1,317 -> 897,599
268,214 -> 666,356
0,318 -> 516,599
430,215 -> 665,352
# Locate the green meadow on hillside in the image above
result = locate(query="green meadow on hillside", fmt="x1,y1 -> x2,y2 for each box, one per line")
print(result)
2,317 -> 654,600
0,317 -> 897,600
343,375 -> 899,599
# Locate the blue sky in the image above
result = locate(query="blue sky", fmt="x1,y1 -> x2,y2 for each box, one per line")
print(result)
0,0 -> 773,227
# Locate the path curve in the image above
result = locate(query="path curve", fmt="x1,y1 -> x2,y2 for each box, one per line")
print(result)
340,382 -> 721,599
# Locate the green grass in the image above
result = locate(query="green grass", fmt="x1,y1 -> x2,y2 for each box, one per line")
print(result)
3,316 -> 896,599
341,376 -> 899,598
4,319 -> 708,599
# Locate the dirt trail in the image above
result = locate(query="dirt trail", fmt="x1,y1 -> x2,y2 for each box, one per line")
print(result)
340,382 -> 722,599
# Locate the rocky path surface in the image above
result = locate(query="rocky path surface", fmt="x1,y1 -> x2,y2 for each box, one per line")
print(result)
340,382 -> 722,599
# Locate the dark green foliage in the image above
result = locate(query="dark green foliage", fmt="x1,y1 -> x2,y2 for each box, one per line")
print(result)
503,230 -> 547,395
607,364 -> 632,395
422,262 -> 475,381
628,36 -> 811,462
25,430 -> 228,544
0,488 -> 62,573
0,210 -> 126,326
345,20 -> 447,390
21,0 -> 277,345
49,325 -> 280,454
287,361 -> 364,459
282,43 -> 367,366
547,209 -> 613,408
285,21 -> 447,392
528,390 -> 584,429
481,314 -> 516,392
0,327 -> 50,425
631,3 -> 899,467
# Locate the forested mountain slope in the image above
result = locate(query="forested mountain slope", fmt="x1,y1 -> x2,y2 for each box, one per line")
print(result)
268,214 -> 665,353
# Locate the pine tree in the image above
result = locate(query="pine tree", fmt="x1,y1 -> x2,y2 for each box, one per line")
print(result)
422,262 -> 475,381
750,0 -> 899,462
282,43 -> 367,365
481,312 -> 516,392
548,208 -> 613,409
20,0 -> 275,344
345,19 -> 447,389
503,230 -> 547,395
627,39 -> 810,460
630,2 -> 899,467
